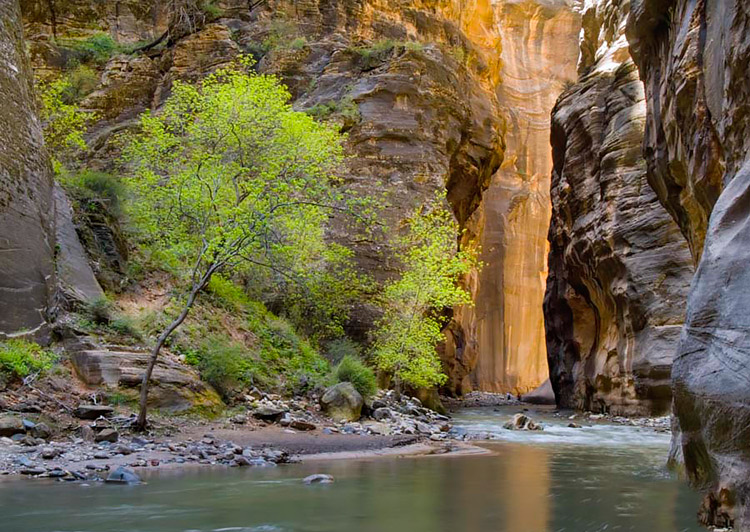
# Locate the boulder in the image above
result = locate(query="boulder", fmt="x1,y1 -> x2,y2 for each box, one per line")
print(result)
94,428 -> 118,443
252,406 -> 286,422
303,474 -> 333,485
0,415 -> 25,437
521,379 -> 556,405
30,422 -> 51,440
320,383 -> 363,422
503,413 -> 543,431
105,466 -> 141,484
73,405 -> 114,420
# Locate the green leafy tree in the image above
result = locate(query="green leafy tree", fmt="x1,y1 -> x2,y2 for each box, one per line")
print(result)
373,194 -> 476,390
124,59 -> 356,430
38,77 -> 92,174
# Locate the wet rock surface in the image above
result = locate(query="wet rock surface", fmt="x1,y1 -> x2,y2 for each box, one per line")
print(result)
628,0 -> 750,527
544,0 -> 692,416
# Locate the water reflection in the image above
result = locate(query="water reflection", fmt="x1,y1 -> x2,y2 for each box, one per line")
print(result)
0,410 -> 702,532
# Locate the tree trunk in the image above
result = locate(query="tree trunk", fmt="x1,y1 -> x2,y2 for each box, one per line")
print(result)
135,278 -> 206,431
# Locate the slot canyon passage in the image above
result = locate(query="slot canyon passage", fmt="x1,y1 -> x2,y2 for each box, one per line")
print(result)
1,0 -> 750,531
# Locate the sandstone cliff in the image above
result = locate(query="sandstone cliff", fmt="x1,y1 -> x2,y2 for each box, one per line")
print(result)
628,0 -> 750,527
447,0 -> 580,395
544,0 -> 693,416
21,0 -> 509,382
0,1 -> 57,339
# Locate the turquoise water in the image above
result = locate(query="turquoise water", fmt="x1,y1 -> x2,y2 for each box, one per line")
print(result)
0,408 -> 702,532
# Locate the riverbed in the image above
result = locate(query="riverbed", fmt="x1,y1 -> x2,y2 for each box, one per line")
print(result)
0,407 -> 702,532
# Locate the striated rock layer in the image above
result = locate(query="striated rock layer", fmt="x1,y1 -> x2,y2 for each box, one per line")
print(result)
544,0 -> 693,416
0,0 -> 57,338
628,0 -> 750,527
449,0 -> 580,395
21,0 -> 508,377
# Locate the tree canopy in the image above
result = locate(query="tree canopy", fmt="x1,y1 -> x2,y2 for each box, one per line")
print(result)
372,195 -> 476,389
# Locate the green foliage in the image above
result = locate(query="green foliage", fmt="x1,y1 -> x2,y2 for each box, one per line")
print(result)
125,57 -> 349,287
181,291 -> 331,399
262,19 -> 303,52
200,0 -> 222,17
0,340 -> 57,379
372,193 -> 476,389
83,296 -> 113,325
61,33 -> 120,66
60,65 -> 99,102
306,96 -> 360,127
109,316 -> 142,339
335,354 -> 377,398
352,39 -> 424,67
38,77 -> 93,173
324,337 -> 361,365
59,170 -> 126,215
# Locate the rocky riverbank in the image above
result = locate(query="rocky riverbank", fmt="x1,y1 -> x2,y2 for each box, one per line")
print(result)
0,388 -> 463,482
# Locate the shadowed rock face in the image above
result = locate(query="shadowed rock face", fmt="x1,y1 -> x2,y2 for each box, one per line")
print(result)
544,0 -> 693,416
0,0 -> 56,338
628,0 -> 750,526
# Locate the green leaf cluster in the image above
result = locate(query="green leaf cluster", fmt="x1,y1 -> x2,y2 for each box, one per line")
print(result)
0,340 -> 57,380
124,58 -> 348,292
372,193 -> 476,389
335,354 -> 377,398
38,77 -> 94,173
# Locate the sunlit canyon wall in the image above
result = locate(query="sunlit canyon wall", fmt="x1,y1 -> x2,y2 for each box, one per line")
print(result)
445,1 -> 581,395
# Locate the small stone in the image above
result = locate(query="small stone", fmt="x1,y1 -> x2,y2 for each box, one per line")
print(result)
110,443 -> 132,455
40,446 -> 59,459
567,422 -> 582,429
252,406 -> 286,422
290,419 -> 316,431
20,467 -> 46,476
303,474 -> 333,484
373,407 -> 394,421
503,413 -> 543,431
30,423 -> 51,440
93,451 -> 110,459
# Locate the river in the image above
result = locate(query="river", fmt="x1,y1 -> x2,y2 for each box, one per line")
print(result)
0,407 -> 702,532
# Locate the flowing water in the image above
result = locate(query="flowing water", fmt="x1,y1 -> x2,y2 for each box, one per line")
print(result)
0,407 -> 702,532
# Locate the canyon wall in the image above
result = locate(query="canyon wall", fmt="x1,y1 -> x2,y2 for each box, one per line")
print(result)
0,0 -> 57,338
628,0 -> 750,527
450,1 -> 580,395
544,0 -> 693,415
20,0 -> 507,352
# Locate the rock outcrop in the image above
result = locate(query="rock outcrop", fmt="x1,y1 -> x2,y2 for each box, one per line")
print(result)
447,0 -> 581,395
544,0 -> 693,416
70,348 -> 222,412
628,0 -> 750,526
0,0 -> 57,338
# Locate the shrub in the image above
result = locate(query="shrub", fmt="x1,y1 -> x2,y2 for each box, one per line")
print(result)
0,340 -> 57,379
109,316 -> 141,338
62,170 -> 126,215
335,354 -> 377,398
63,33 -> 120,65
324,338 -> 361,365
61,65 -> 99,102
83,296 -> 113,325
